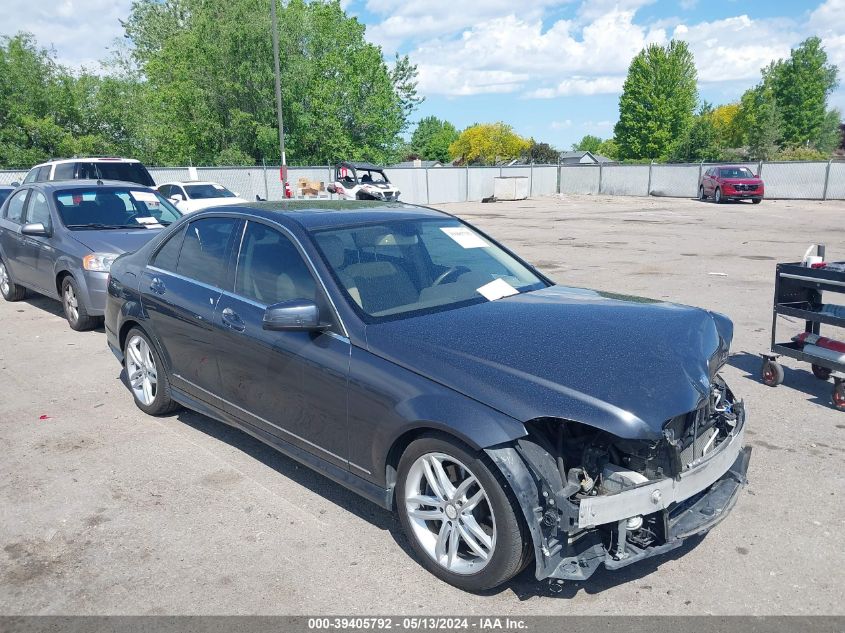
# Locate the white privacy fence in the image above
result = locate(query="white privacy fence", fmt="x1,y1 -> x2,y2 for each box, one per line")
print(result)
2,160 -> 844,203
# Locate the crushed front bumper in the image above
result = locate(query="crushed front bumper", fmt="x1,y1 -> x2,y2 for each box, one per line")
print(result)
487,410 -> 751,582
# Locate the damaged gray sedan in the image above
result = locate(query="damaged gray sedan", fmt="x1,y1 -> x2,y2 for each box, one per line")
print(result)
106,202 -> 750,592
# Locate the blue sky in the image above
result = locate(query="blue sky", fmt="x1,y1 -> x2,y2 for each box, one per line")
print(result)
3,0 -> 843,150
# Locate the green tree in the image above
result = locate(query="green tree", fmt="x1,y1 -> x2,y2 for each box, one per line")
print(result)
571,134 -> 603,153
767,37 -> 839,151
521,140 -> 559,164
448,122 -> 530,165
669,103 -> 720,162
596,138 -> 618,160
736,83 -> 782,160
614,40 -> 698,160
122,0 -> 417,165
410,116 -> 459,162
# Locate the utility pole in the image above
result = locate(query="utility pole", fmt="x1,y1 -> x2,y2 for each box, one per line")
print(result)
270,0 -> 287,190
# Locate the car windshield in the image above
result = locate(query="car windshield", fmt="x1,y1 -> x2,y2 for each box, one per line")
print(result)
54,188 -> 182,230
184,183 -> 237,199
312,218 -> 547,322
360,170 -> 388,183
720,167 -> 754,178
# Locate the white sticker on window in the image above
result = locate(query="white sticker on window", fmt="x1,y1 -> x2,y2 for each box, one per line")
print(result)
476,278 -> 519,301
440,226 -> 489,249
134,217 -> 163,228
212,184 -> 225,190
130,190 -> 159,203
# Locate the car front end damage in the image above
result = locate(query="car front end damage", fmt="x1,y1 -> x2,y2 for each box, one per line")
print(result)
487,377 -> 751,582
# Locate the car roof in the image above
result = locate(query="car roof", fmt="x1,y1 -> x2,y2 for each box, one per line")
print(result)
338,162 -> 387,172
27,179 -> 156,191
158,181 -> 224,187
34,157 -> 142,166
202,200 -> 449,230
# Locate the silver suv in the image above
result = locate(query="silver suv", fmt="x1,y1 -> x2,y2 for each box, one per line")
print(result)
22,157 -> 156,188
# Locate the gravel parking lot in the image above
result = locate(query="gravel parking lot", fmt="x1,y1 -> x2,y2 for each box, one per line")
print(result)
1,194 -> 843,615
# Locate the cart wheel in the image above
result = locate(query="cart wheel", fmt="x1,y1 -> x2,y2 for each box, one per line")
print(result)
833,381 -> 845,411
761,359 -> 784,387
812,364 -> 832,381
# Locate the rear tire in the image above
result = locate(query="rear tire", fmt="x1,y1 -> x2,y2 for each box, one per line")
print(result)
61,276 -> 98,331
698,185 -> 707,200
124,327 -> 180,416
0,259 -> 26,301
396,435 -> 529,592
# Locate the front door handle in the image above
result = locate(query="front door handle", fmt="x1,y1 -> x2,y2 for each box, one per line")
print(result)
150,277 -> 166,295
221,307 -> 245,332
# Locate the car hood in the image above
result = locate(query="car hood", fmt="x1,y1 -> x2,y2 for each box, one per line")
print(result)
364,285 -> 733,440
721,178 -> 762,185
69,228 -> 165,254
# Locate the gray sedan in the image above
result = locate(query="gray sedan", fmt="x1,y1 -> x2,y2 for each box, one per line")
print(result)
0,180 -> 181,330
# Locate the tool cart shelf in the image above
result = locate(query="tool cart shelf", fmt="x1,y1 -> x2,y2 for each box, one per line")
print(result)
761,249 -> 845,410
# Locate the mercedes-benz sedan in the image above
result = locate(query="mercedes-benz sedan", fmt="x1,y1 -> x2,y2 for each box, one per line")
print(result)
105,201 -> 750,591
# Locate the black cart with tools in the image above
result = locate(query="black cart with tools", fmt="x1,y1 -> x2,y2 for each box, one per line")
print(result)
761,245 -> 845,410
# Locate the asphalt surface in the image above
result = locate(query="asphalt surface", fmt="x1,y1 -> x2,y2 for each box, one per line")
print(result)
1,194 -> 843,615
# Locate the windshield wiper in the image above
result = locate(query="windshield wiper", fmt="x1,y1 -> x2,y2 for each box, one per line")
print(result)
65,223 -> 163,230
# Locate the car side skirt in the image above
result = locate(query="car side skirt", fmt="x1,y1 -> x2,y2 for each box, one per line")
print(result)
169,385 -> 394,510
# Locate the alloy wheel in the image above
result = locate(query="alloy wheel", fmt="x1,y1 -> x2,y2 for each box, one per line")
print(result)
0,262 -> 9,297
126,335 -> 158,406
63,283 -> 79,323
404,452 -> 497,575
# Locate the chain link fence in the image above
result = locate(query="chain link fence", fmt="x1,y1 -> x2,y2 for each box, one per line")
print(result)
2,161 -> 843,203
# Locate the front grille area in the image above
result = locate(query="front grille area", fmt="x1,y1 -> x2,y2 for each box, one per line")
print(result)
733,183 -> 758,192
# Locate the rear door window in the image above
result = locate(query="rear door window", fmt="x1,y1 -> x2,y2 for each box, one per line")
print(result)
53,163 -> 75,180
176,218 -> 240,288
151,225 -> 186,272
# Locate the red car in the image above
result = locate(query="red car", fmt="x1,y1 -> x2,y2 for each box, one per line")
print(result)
699,165 -> 764,204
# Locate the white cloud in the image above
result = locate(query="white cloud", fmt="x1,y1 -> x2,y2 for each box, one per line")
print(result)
673,16 -> 797,83
528,76 -> 625,98
809,0 -> 845,68
551,119 -> 573,129
0,0 -> 131,69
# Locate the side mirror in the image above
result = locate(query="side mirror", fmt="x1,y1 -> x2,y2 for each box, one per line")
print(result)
326,184 -> 337,194
263,299 -> 326,332
255,194 -> 266,201
10,181 -> 20,187
21,222 -> 50,237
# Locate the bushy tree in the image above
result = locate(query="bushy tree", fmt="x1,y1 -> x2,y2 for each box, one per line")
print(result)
711,103 -> 743,149
521,140 -> 559,164
122,0 -> 417,165
767,37 -> 839,151
614,40 -> 698,160
410,116 -> 458,162
736,83 -> 782,160
571,134 -> 603,153
448,122 -> 530,165
669,103 -> 720,162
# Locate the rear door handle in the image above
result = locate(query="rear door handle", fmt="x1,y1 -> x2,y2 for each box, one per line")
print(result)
150,277 -> 166,295
221,307 -> 245,332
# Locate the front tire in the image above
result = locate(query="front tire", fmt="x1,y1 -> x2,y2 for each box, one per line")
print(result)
396,435 -> 529,592
124,327 -> 180,416
752,198 -> 762,204
714,187 -> 723,203
61,276 -> 98,331
0,259 -> 26,301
